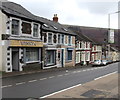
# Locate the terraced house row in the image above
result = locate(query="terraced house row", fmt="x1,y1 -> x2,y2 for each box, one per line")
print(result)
0,1 -> 119,72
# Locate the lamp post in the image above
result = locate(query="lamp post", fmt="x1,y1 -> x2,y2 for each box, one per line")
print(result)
108,11 -> 120,60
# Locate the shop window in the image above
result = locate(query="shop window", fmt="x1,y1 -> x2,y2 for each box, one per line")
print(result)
48,33 -> 52,44
46,50 -> 55,65
67,50 -> 72,61
11,19 -> 19,35
33,24 -> 39,37
22,22 -> 31,35
26,48 -> 39,62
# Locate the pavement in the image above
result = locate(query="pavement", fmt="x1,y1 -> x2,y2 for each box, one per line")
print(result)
45,73 -> 119,99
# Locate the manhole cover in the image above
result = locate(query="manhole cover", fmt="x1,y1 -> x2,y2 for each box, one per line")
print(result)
81,89 -> 106,98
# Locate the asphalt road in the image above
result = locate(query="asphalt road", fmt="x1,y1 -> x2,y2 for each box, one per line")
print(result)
2,62 -> 118,99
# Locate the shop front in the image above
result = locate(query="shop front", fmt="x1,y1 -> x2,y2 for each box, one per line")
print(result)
6,40 -> 43,72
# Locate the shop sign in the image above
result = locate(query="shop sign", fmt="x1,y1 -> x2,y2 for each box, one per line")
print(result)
10,40 -> 43,47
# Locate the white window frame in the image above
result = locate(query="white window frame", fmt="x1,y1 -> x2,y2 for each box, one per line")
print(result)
21,20 -> 32,37
47,32 -> 53,44
32,22 -> 40,38
10,17 -> 21,36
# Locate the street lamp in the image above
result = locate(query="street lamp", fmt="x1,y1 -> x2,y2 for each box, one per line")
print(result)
108,11 -> 120,60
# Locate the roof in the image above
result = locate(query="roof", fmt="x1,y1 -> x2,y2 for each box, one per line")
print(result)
66,25 -> 119,47
1,1 -> 75,36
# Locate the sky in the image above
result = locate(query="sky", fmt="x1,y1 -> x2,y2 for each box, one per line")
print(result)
8,0 -> 119,29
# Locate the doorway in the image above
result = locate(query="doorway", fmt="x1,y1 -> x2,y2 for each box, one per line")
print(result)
12,48 -> 19,71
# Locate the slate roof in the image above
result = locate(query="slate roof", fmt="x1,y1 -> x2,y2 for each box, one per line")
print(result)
0,1 -> 75,36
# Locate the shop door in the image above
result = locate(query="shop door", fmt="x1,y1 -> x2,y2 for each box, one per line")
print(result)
12,48 -> 19,71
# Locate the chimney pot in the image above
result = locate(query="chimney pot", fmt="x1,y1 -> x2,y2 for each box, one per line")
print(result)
53,14 -> 58,22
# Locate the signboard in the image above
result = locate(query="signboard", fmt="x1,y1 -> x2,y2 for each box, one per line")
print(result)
10,40 -> 43,47
108,29 -> 114,43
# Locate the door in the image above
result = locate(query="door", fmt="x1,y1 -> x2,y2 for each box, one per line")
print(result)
57,49 -> 64,67
61,49 -> 64,67
12,48 -> 19,71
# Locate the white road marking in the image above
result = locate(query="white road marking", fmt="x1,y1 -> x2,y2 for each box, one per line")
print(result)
57,75 -> 63,77
49,76 -> 55,79
16,82 -> 26,85
28,80 -> 37,83
1,85 -> 12,88
77,70 -> 81,73
94,71 -> 117,80
66,70 -> 69,72
72,71 -> 77,73
82,70 -> 86,72
64,73 -> 70,76
40,83 -> 82,98
40,78 -> 47,81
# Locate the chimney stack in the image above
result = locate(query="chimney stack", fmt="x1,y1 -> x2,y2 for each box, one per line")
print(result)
53,14 -> 58,22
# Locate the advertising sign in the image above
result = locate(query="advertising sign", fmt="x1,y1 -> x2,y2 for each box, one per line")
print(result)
108,29 -> 114,43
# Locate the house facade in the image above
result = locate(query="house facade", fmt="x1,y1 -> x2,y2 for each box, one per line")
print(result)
0,1 -> 43,72
41,15 -> 76,69
91,45 -> 102,61
75,40 -> 91,65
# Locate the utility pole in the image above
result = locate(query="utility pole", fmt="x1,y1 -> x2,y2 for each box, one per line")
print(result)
108,11 -> 120,60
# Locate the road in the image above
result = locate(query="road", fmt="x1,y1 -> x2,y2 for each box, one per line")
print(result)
2,62 -> 118,99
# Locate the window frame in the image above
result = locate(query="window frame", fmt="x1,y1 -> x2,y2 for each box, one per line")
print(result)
21,21 -> 32,36
11,18 -> 20,36
33,23 -> 39,38
48,32 -> 53,44
67,50 -> 72,61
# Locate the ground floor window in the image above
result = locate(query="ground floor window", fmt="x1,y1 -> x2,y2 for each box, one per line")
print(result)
67,50 -> 72,61
46,50 -> 56,65
85,52 -> 90,61
26,48 -> 39,62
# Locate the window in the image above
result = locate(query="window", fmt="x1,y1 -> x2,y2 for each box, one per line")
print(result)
33,24 -> 39,37
67,50 -> 72,61
68,35 -> 71,45
43,24 -> 49,28
58,34 -> 61,44
48,33 -> 52,44
11,19 -> 19,35
46,50 -> 55,65
26,48 -> 39,62
61,35 -> 64,44
22,22 -> 31,34
80,42 -> 82,48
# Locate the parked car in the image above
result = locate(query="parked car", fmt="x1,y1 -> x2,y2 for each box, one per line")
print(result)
92,60 -> 102,66
101,60 -> 108,66
107,60 -> 113,64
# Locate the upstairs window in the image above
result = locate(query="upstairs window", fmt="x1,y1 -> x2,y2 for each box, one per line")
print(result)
58,34 -> 61,44
22,22 -> 31,35
33,24 -> 39,37
11,19 -> 19,35
48,33 -> 52,44
61,35 -> 64,44
68,35 -> 72,45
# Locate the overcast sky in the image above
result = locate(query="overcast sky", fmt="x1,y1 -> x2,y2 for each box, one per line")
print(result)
8,0 -> 119,29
